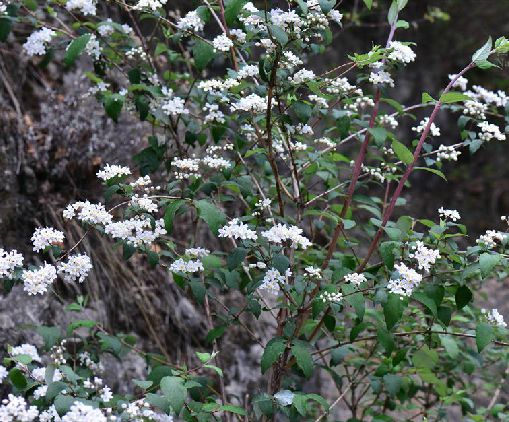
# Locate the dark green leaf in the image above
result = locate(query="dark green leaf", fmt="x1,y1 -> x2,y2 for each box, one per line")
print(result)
160,376 -> 187,414
261,337 -> 286,374
455,285 -> 472,310
476,323 -> 494,352
384,294 -> 404,330
64,34 -> 91,67
195,200 -> 226,234
291,342 -> 313,378
193,40 -> 215,71
392,140 -> 414,164
104,94 -> 124,122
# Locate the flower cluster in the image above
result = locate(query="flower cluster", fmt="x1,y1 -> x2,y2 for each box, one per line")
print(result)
261,224 -> 311,249
218,219 -> 258,241
482,308 -> 507,328
23,27 -> 55,56
388,263 -> 423,297
96,164 -> 131,182
344,272 -> 367,286
57,254 -> 93,283
21,263 -> 58,295
0,248 -> 23,278
409,241 -> 440,272
438,207 -> 461,221
319,291 -> 343,304
31,227 -> 65,252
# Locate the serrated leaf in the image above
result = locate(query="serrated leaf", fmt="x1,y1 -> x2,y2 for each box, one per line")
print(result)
291,342 -> 313,378
384,293 -> 404,330
261,337 -> 286,374
479,252 -> 501,276
472,37 -> 492,64
160,376 -> 187,413
422,92 -> 435,104
195,200 -> 226,234
104,94 -> 124,122
440,92 -> 471,104
455,285 -> 473,310
193,40 -> 215,71
64,34 -> 91,67
476,323 -> 494,352
392,140 -> 414,164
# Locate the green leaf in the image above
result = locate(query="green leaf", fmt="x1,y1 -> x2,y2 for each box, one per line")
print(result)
363,0 -> 373,9
227,247 -> 247,270
54,395 -> 76,415
195,200 -> 226,234
46,381 -> 68,400
455,285 -> 473,310
164,200 -> 185,233
0,17 -> 13,42
476,323 -> 494,352
440,92 -> 471,104
291,342 -> 313,378
384,294 -> 404,330
412,346 -> 438,369
413,292 -> 438,317
267,24 -> 288,45
439,334 -> 459,359
379,241 -> 398,270
414,167 -> 447,181
221,404 -> 247,416
383,374 -> 402,396
377,327 -> 394,355
9,368 -> 27,389
387,0 -> 399,24
272,254 -> 290,273
134,379 -> 153,389
160,376 -> 187,414
368,127 -> 388,146
392,140 -> 414,164
479,252 -> 501,276
224,0 -> 248,26
422,92 -> 435,104
472,37 -> 492,64
104,94 -> 124,122
261,337 -> 286,374
193,40 -> 215,71
64,34 -> 91,67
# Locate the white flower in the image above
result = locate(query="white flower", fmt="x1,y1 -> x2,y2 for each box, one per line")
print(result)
387,41 -> 416,63
66,0 -> 96,15
185,247 -> 210,258
133,0 -> 167,11
388,263 -> 422,297
282,51 -> 303,68
482,308 -> 507,328
477,230 -> 505,249
100,386 -> 113,402
0,365 -> 8,383
237,64 -> 259,79
369,69 -> 394,87
11,344 -> 41,362
344,272 -> 367,286
105,217 -> 166,246
213,34 -> 234,52
61,401 -> 107,422
162,96 -> 189,116
478,121 -> 506,142
176,10 -> 204,32
96,164 -> 131,181
408,241 -> 440,272
58,254 -> 92,283
0,395 -> 39,421
274,390 -> 295,406
63,201 -> 113,226
33,385 -> 48,400
314,137 -> 335,148
218,219 -> 258,241
85,34 -> 101,59
230,28 -> 247,43
172,157 -> 201,180
259,268 -> 286,292
305,266 -> 321,278
31,227 -> 65,252
436,144 -> 461,162
288,69 -> 316,84
97,19 -> 114,37
23,28 -> 56,56
31,367 -> 62,383
412,117 -> 440,137
463,100 -> 487,120
22,263 -> 58,295
169,258 -> 204,273
203,103 -> 225,124
380,114 -> 398,129
230,94 -> 268,113
319,291 -> 343,304
261,224 -> 311,249
449,74 -> 468,91
130,194 -> 158,213
328,10 -> 343,24
0,2 -> 6,14
0,249 -> 23,278
438,207 -> 460,222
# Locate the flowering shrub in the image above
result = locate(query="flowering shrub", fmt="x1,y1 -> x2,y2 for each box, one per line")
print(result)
1,0 -> 509,420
